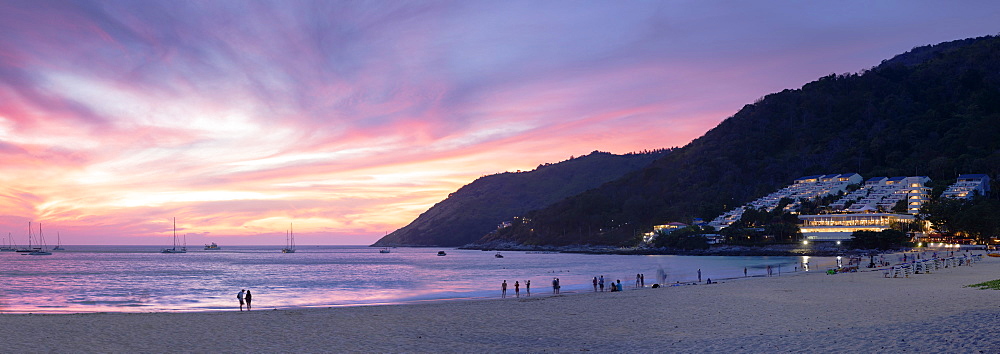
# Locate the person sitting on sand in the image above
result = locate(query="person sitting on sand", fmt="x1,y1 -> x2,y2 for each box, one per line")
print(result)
237,289 -> 245,312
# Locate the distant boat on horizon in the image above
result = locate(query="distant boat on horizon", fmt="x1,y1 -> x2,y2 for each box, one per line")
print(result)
0,232 -> 16,252
161,217 -> 187,254
52,232 -> 65,251
281,224 -> 295,253
204,242 -> 221,250
379,247 -> 391,253
437,250 -> 447,256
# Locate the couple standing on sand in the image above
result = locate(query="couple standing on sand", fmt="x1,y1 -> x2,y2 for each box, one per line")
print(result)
237,289 -> 253,311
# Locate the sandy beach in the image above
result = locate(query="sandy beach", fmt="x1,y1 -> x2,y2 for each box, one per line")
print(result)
3,255 -> 999,353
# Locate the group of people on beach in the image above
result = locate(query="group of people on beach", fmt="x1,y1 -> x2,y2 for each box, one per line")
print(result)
237,289 -> 252,311
591,275 -> 628,292
501,279 -> 531,298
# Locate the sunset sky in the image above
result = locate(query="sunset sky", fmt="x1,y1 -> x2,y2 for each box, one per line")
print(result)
1,1 -> 998,245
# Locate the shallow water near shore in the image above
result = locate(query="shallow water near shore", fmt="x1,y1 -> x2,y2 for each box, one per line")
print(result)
0,245 -> 838,313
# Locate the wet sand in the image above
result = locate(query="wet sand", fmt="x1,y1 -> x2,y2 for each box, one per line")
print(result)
2,254 -> 999,352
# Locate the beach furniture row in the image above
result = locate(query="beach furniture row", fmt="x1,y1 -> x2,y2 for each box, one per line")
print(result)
882,255 -> 982,278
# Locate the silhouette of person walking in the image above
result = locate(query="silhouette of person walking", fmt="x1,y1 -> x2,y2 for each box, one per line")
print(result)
515,281 -> 520,298
237,289 -> 245,312
526,279 -> 530,296
245,289 -> 252,311
502,280 -> 507,298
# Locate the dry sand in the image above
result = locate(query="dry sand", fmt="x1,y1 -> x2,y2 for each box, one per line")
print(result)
3,255 -> 1000,353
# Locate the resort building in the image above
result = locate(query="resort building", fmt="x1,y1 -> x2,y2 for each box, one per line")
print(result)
941,174 -> 991,199
708,173 -> 862,229
831,176 -> 930,215
798,213 -> 916,242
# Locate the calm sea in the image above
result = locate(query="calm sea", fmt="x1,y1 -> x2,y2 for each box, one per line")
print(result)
0,246 -> 838,314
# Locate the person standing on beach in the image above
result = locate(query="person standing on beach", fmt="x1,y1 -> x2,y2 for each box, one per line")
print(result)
245,289 -> 252,311
526,279 -> 530,296
237,289 -> 245,311
514,281 -> 520,298
593,277 -> 598,292
502,280 -> 507,298
640,274 -> 645,287
697,269 -> 702,282
599,275 -> 605,292
635,273 -> 641,288
744,267 -> 747,277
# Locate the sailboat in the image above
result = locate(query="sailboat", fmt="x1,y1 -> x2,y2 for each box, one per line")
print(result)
28,222 -> 52,256
281,223 -> 295,253
0,232 -> 16,251
16,222 -> 35,253
52,232 -> 65,251
161,217 -> 187,253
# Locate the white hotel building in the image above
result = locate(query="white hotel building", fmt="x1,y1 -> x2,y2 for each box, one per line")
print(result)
709,174 -> 938,242
708,173 -> 862,230
941,174 -> 991,199
797,213 -> 916,242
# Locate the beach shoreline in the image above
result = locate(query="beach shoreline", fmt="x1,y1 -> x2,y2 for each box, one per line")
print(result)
3,254 -> 998,352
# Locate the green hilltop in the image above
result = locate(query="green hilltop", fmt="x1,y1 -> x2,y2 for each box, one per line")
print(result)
483,35 -> 1000,247
371,150 -> 669,247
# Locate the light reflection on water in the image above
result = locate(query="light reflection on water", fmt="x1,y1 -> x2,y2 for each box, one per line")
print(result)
0,246 -> 838,313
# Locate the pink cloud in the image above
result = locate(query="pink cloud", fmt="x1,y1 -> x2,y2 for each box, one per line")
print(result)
1,1 -> 999,244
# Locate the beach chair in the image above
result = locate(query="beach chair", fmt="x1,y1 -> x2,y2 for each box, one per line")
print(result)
891,267 -> 902,278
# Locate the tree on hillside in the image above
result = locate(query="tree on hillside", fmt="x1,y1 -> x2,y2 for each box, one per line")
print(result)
651,226 -> 710,250
849,229 -> 912,250
720,207 -> 802,245
921,194 -> 1000,243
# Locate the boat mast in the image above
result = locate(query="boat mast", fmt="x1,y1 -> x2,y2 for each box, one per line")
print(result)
27,221 -> 32,249
173,217 -> 177,250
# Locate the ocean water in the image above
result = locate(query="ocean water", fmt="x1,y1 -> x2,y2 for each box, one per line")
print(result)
0,246 -> 838,314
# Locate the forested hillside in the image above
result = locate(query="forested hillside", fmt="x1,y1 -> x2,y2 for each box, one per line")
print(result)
371,150 -> 668,246
483,35 -> 1000,247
